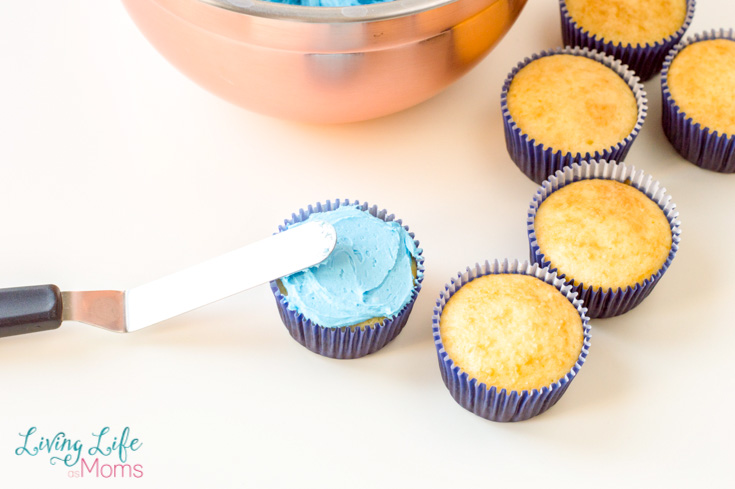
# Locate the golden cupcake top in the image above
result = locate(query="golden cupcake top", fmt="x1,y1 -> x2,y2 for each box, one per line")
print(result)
506,54 -> 638,156
439,274 -> 583,392
565,0 -> 688,45
667,39 -> 735,138
534,179 -> 672,291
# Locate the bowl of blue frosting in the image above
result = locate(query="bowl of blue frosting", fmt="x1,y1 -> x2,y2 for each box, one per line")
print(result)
122,0 -> 527,123
270,201 -> 424,358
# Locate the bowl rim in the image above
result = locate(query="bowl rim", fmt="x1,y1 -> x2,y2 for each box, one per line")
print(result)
199,0 -> 479,23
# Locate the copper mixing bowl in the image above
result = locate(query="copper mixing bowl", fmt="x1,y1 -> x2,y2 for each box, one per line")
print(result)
122,0 -> 527,123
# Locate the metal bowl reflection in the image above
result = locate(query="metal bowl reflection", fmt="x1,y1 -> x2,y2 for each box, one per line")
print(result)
122,0 -> 527,123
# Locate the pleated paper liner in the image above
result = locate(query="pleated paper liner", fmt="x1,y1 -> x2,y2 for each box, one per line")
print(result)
527,160 -> 681,319
661,28 -> 735,173
432,259 -> 591,422
559,0 -> 696,81
270,199 -> 424,359
501,46 -> 647,185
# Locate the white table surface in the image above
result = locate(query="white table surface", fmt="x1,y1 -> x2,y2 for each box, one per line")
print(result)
1,1 -> 733,487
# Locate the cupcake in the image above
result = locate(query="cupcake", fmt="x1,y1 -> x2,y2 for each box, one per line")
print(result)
560,0 -> 695,81
501,47 -> 647,184
270,199 -> 424,359
528,160 -> 681,319
661,29 -> 735,173
433,259 -> 591,422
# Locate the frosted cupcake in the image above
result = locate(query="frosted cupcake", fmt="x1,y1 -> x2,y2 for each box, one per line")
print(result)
501,47 -> 647,184
528,160 -> 681,318
433,259 -> 590,422
661,29 -> 735,173
560,0 -> 695,81
270,200 -> 424,359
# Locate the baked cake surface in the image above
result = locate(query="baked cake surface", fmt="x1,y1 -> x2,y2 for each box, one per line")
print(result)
565,0 -> 687,45
507,54 -> 637,156
668,39 -> 735,138
440,274 -> 583,392
535,179 -> 672,291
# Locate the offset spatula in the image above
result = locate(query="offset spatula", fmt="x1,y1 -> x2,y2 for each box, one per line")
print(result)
0,221 -> 336,338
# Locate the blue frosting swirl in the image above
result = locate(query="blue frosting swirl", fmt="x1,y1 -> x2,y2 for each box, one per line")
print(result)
280,205 -> 418,328
265,0 -> 392,6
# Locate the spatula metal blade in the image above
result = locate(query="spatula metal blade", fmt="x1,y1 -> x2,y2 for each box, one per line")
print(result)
62,221 -> 336,333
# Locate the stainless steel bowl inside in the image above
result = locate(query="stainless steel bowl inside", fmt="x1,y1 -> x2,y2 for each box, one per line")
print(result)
122,0 -> 527,123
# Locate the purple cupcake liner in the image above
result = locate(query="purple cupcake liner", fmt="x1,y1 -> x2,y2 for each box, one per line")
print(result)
269,198 -> 425,359
560,0 -> 695,81
501,46 -> 647,185
661,29 -> 735,173
432,259 -> 591,422
527,160 -> 681,319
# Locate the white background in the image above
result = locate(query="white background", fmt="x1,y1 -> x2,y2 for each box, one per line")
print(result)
1,0 -> 733,487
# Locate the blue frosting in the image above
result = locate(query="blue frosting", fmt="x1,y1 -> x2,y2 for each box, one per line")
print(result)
280,205 -> 418,328
265,0 -> 392,6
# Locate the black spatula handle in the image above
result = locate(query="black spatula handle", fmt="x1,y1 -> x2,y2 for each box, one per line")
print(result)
0,285 -> 63,338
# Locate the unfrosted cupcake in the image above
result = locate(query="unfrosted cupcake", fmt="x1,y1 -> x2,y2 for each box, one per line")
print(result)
501,47 -> 647,184
560,0 -> 695,81
528,160 -> 681,318
661,29 -> 735,173
433,259 -> 590,422
270,200 -> 424,359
